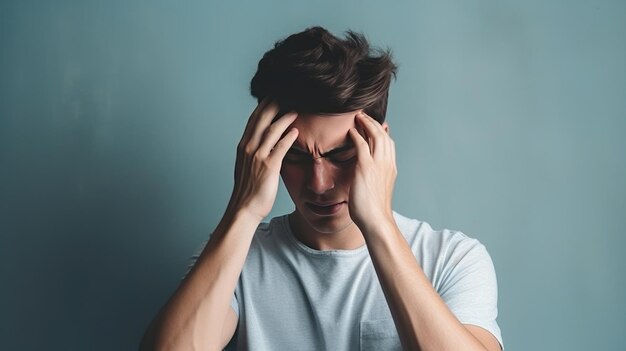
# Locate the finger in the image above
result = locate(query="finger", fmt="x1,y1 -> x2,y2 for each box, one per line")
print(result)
269,128 -> 299,165
348,127 -> 371,162
243,100 -> 281,151
250,100 -> 280,139
246,99 -> 278,137
354,113 -> 378,155
356,112 -> 385,139
257,111 -> 298,156
242,97 -> 272,140
252,96 -> 273,118
356,112 -> 391,159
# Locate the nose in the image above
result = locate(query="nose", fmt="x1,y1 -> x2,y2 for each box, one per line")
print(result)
306,158 -> 335,195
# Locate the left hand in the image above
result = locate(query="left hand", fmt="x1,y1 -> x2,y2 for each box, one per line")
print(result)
347,111 -> 397,231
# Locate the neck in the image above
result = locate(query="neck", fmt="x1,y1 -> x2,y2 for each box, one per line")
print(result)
287,211 -> 366,251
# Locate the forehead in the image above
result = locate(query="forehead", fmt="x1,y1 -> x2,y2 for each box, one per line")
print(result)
291,111 -> 358,148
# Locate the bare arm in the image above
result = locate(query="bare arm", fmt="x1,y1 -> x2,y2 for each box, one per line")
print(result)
139,98 -> 299,351
363,221 -> 501,351
139,212 -> 260,351
348,112 -> 501,351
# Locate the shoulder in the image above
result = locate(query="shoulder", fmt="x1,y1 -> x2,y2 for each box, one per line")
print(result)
189,215 -> 288,258
247,214 -> 293,254
392,211 -> 493,267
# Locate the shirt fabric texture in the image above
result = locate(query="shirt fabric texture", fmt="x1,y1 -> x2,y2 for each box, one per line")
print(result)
186,211 -> 503,350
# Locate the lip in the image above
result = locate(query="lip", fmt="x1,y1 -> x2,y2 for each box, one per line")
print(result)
305,201 -> 346,216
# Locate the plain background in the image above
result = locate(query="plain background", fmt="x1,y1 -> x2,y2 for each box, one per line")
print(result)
1,1 -> 625,350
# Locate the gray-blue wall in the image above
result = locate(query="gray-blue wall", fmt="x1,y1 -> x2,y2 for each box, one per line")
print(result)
1,1 -> 624,350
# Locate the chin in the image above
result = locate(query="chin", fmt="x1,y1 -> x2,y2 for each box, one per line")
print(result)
301,213 -> 355,234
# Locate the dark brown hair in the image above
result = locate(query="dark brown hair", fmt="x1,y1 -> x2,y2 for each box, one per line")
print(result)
250,26 -> 397,123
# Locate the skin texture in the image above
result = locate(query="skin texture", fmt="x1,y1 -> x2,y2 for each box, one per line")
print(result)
281,110 -> 371,250
282,109 -> 501,351
140,99 -> 501,351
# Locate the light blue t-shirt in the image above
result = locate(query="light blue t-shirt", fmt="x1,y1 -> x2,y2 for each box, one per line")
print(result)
187,211 -> 503,350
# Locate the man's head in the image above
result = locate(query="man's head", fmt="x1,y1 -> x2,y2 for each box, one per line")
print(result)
250,27 -> 397,238
250,26 -> 397,122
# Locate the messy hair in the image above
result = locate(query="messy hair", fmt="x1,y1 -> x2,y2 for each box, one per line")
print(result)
250,26 -> 397,123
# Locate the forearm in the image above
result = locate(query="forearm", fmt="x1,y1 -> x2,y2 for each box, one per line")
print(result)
140,210 -> 260,351
363,221 -> 488,351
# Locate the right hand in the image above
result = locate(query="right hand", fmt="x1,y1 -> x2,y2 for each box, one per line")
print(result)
225,97 -> 299,222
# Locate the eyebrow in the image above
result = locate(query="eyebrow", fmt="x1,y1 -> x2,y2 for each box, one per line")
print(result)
288,143 -> 355,158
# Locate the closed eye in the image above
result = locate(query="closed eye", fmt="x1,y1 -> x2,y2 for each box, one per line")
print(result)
284,149 -> 311,163
284,145 -> 356,164
326,149 -> 357,164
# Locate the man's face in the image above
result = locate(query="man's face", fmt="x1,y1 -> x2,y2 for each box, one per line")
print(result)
280,111 -> 361,235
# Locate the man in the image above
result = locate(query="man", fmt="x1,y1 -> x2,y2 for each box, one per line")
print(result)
140,26 -> 503,351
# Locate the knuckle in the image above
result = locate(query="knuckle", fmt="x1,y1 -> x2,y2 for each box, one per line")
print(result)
256,156 -> 272,170
252,150 -> 263,161
267,123 -> 280,135
244,144 -> 256,155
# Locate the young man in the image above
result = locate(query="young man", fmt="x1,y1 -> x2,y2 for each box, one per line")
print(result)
140,27 -> 503,351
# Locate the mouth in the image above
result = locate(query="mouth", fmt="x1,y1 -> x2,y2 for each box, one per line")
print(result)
305,201 -> 346,216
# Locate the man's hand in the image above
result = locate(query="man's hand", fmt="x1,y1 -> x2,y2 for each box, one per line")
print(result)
139,99 -> 297,351
225,97 -> 299,222
347,111 -> 397,232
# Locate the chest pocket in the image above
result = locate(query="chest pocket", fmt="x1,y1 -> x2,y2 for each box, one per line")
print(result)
359,319 -> 402,351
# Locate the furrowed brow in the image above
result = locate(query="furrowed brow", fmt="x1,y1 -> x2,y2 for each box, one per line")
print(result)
286,147 -> 310,155
288,143 -> 355,157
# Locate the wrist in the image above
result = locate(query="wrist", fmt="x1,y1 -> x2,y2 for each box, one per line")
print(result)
215,206 -> 264,239
355,210 -> 396,239
353,206 -> 394,226
234,206 -> 266,225
223,194 -> 267,225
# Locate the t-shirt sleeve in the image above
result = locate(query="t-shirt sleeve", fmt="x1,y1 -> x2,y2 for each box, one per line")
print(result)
182,240 -> 240,317
436,234 -> 503,349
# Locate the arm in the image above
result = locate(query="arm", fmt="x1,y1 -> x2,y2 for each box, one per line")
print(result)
139,98 -> 299,351
347,112 -> 501,351
361,220 -> 501,351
